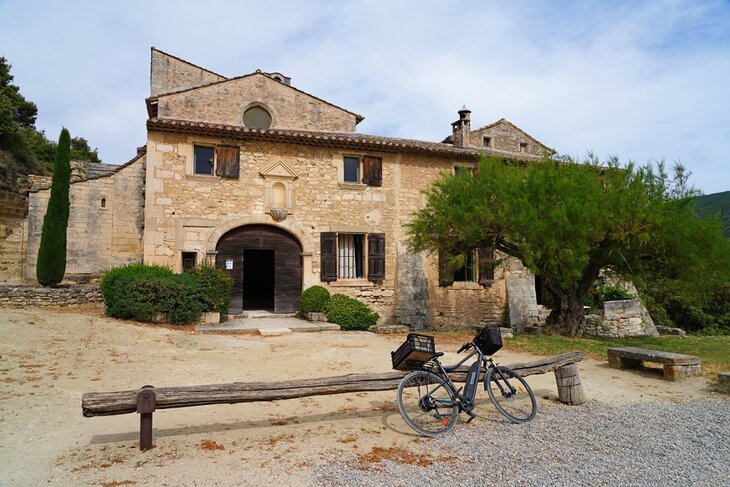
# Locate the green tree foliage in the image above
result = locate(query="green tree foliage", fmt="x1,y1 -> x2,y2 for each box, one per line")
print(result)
407,155 -> 730,336
0,56 -> 101,190
36,128 -> 71,286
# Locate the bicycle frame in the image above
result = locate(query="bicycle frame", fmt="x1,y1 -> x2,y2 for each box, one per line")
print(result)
425,344 -> 518,413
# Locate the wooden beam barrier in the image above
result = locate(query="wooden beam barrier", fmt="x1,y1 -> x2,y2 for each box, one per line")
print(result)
82,351 -> 584,448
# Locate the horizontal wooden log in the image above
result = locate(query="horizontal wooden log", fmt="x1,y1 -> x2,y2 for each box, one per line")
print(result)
82,351 -> 583,417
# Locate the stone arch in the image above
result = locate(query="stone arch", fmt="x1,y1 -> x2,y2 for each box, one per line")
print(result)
205,215 -> 313,256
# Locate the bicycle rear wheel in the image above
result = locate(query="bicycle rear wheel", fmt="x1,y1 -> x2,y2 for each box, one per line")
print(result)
485,365 -> 537,423
396,370 -> 459,436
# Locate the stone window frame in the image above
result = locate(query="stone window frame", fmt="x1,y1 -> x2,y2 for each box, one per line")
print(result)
453,162 -> 475,177
482,136 -> 492,148
241,101 -> 277,130
322,225 -> 383,287
519,142 -> 529,153
187,140 -> 221,181
100,197 -> 107,209
338,153 -> 367,190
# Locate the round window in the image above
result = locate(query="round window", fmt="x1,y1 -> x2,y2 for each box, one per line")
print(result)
243,106 -> 272,129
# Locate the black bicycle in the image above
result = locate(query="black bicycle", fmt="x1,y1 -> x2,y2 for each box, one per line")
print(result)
392,326 -> 537,436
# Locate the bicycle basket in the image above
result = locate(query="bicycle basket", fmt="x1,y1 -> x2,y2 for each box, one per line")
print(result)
474,326 -> 503,355
391,333 -> 436,370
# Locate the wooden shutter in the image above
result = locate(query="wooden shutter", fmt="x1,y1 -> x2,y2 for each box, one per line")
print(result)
215,145 -> 240,178
367,233 -> 385,281
362,156 -> 382,186
438,251 -> 454,287
478,247 -> 495,285
320,232 -> 337,282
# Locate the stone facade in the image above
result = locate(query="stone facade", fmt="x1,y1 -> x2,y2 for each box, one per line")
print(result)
5,49 -> 561,329
24,156 -> 145,283
0,191 -> 27,284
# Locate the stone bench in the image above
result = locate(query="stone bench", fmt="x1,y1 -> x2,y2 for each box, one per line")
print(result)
607,347 -> 701,381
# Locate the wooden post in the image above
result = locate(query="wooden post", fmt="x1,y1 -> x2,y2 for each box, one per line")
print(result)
554,363 -> 586,405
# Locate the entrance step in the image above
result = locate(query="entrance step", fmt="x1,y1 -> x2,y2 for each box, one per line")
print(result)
196,317 -> 341,335
259,328 -> 293,337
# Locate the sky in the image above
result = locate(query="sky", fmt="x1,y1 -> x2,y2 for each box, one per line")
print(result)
1,0 -> 729,194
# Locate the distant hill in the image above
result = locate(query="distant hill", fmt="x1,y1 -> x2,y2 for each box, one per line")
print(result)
696,191 -> 730,237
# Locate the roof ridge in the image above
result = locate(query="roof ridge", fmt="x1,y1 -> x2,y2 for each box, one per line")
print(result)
151,47 -> 227,80
148,72 -> 365,123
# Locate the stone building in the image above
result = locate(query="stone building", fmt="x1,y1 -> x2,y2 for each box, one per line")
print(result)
3,48 -> 554,328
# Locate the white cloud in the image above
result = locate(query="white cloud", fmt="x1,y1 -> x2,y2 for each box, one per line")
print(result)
1,0 -> 728,192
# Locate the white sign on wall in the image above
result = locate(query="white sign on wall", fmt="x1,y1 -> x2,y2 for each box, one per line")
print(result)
226,259 -> 234,270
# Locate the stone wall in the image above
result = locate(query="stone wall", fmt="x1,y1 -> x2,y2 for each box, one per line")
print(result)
143,133 -> 508,327
0,284 -> 102,307
469,120 -> 546,157
0,191 -> 27,284
151,48 -> 226,97
584,299 -> 659,337
156,74 -> 359,133
24,157 -> 145,283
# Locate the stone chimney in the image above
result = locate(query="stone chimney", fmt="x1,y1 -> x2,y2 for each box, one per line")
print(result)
451,106 -> 471,147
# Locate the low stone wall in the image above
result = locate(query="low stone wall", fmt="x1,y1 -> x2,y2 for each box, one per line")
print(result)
584,299 -> 658,337
0,284 -> 102,307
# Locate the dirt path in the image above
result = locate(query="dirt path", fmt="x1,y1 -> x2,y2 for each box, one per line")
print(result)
0,306 -> 720,486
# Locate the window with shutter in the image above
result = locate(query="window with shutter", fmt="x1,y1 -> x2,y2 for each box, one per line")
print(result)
478,247 -> 495,285
438,251 -> 454,287
362,156 -> 382,186
320,232 -> 338,282
194,145 -> 215,176
215,145 -> 240,178
367,233 -> 385,281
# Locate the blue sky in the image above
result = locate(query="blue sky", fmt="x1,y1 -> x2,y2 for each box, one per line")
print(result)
1,0 -> 728,193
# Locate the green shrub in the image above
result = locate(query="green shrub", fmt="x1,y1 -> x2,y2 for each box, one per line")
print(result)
99,263 -> 206,324
601,285 -> 635,301
324,293 -> 379,330
299,285 -> 331,314
189,262 -> 232,314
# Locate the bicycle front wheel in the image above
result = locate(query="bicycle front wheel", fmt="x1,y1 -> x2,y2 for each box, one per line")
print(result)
396,370 -> 459,436
485,366 -> 537,423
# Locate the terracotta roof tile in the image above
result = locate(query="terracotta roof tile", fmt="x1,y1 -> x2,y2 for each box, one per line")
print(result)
146,118 -> 542,160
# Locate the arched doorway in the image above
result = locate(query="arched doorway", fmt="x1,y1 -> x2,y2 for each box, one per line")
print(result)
215,224 -> 303,314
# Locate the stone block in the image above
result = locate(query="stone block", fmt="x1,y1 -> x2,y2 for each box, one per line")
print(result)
718,372 -> 730,393
603,299 -> 641,320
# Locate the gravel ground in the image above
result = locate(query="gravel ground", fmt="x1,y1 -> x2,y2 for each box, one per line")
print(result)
314,399 -> 730,486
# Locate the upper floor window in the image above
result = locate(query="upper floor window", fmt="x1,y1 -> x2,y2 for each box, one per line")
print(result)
519,142 -> 529,153
194,145 -> 215,176
483,136 -> 492,147
343,156 -> 360,183
243,106 -> 272,129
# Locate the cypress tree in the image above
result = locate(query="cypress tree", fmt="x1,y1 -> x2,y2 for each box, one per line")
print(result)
36,128 -> 71,286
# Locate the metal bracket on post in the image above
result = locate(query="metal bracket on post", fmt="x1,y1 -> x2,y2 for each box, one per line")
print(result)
136,385 -> 156,451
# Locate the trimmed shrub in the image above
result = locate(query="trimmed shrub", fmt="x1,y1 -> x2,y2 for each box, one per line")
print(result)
99,263 -> 206,324
189,262 -> 232,314
324,293 -> 379,330
36,128 -> 71,286
299,285 -> 331,314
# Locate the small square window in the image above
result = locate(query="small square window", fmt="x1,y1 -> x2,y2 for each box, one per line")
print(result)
182,252 -> 197,272
194,145 -> 215,175
454,165 -> 473,177
519,142 -> 528,153
343,156 -> 360,183
483,137 -> 492,147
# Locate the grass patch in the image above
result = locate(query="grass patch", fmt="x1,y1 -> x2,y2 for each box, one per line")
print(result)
505,334 -> 730,376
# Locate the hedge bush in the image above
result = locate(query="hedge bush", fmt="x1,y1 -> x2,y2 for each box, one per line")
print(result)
99,263 -> 222,325
189,262 -> 232,314
324,293 -> 379,330
299,285 -> 331,314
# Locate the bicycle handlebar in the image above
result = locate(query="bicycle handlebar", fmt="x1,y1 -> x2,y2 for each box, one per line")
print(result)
457,342 -> 472,354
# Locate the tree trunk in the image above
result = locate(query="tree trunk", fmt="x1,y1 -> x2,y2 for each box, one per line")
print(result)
546,288 -> 586,337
